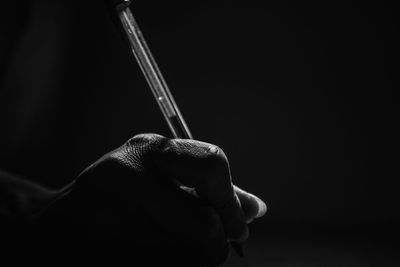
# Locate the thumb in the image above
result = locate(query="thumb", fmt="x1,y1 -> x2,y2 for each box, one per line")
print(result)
234,185 -> 267,223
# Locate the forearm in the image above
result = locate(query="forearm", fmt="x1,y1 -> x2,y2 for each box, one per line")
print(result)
0,170 -> 58,222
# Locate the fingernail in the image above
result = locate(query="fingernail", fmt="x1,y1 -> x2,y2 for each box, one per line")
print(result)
253,194 -> 267,218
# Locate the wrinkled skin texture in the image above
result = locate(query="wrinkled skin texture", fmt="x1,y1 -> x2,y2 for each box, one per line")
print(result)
39,133 -> 266,266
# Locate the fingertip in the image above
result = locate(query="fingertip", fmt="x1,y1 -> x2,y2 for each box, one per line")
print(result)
235,186 -> 267,219
252,194 -> 267,218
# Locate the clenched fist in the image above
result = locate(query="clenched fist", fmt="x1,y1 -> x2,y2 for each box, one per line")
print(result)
40,134 -> 266,266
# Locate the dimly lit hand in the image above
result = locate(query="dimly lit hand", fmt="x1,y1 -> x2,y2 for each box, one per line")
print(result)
60,133 -> 267,266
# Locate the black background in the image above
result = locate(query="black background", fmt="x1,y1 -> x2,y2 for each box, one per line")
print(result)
1,0 -> 399,265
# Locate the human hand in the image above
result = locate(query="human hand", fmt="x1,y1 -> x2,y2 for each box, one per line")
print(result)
61,133 -> 267,266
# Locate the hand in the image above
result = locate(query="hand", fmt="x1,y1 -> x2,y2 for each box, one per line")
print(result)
49,133 -> 267,266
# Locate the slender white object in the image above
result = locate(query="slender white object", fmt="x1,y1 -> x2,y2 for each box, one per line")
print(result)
116,2 -> 193,139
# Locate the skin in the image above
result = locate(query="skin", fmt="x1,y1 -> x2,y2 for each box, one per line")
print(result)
40,134 -> 266,266
1,133 -> 266,266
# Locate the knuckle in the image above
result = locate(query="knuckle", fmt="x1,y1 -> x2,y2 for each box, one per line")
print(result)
124,133 -> 169,160
93,134 -> 169,172
126,133 -> 167,149
203,147 -> 231,187
203,145 -> 229,172
162,139 -> 230,175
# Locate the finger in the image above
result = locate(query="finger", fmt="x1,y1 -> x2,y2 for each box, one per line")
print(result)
153,138 -> 249,242
234,185 -> 267,223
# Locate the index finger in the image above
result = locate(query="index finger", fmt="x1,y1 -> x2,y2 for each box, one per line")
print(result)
153,138 -> 248,242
